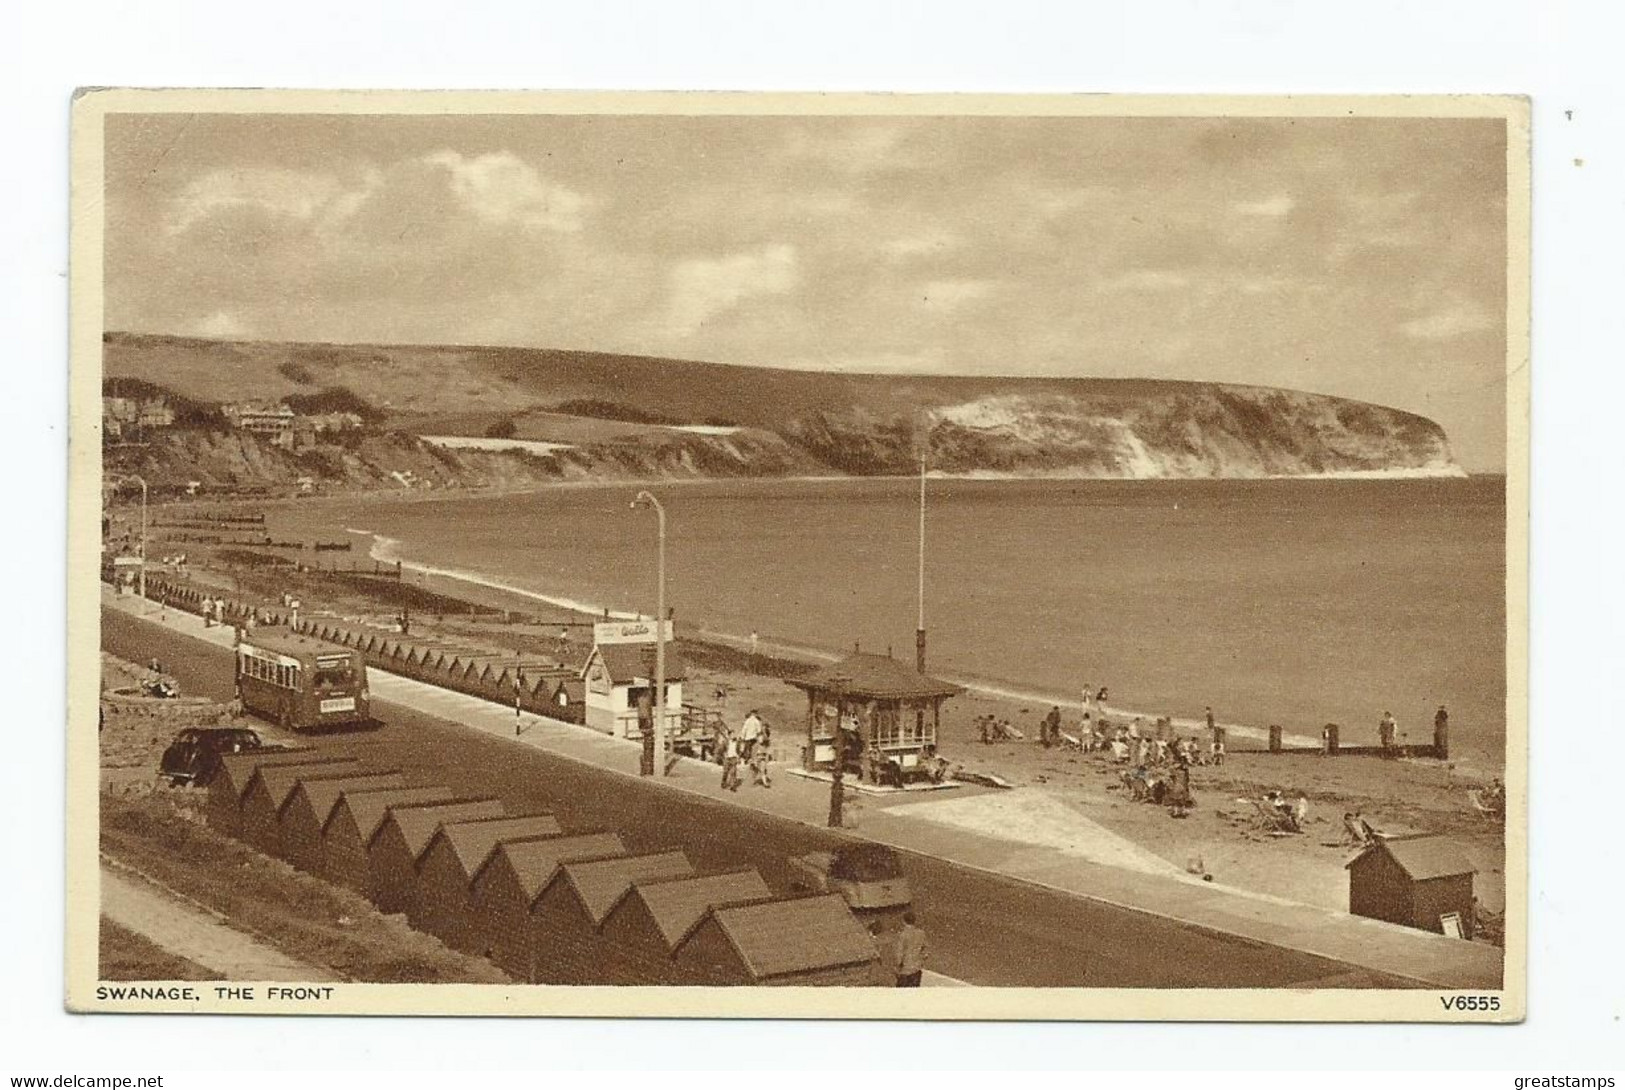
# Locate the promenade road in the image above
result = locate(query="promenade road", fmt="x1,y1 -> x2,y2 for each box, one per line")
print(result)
101,598 -> 1498,990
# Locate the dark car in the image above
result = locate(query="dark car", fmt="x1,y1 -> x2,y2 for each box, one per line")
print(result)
157,727 -> 275,787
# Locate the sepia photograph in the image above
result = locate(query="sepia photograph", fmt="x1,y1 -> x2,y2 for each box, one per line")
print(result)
67,90 -> 1528,1019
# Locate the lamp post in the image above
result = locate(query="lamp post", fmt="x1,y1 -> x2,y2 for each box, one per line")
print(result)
631,490 -> 667,776
828,674 -> 851,828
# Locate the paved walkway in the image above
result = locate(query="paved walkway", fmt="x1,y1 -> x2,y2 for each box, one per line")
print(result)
104,591 -> 1503,989
101,859 -> 337,982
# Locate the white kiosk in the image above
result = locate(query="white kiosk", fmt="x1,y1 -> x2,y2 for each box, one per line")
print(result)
580,618 -> 684,739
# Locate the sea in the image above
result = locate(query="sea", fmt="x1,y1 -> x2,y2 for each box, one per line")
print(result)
269,476 -> 1508,769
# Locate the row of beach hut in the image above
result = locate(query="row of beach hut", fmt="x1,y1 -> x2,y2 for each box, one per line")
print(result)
140,578 -> 587,723
206,747 -> 884,986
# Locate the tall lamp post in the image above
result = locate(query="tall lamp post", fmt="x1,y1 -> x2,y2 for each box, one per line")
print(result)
630,490 -> 667,776
828,674 -> 851,828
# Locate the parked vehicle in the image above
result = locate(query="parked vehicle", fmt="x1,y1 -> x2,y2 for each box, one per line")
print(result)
158,727 -> 274,787
788,843 -> 913,928
236,626 -> 371,731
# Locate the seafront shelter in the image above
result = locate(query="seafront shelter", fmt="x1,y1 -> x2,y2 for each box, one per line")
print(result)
785,651 -> 961,782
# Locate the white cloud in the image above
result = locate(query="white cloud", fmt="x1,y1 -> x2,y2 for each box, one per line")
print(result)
423,150 -> 588,232
1400,301 -> 1498,340
168,168 -> 343,233
917,279 -> 996,312
1233,194 -> 1296,217
665,244 -> 800,335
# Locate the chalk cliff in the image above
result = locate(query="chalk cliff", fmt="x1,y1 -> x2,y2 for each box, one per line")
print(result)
100,333 -> 1464,492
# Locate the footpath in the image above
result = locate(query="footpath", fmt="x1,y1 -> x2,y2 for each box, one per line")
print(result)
102,590 -> 1503,990
102,857 -> 337,982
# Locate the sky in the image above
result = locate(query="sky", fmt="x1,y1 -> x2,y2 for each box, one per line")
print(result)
102,112 -> 1510,470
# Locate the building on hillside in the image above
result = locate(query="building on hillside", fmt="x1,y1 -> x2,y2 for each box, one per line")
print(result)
598,870 -> 774,985
223,401 -> 297,448
236,757 -> 360,858
278,771 -> 405,875
205,747 -> 318,838
102,395 -> 175,438
528,851 -> 694,984
319,785 -> 457,897
467,833 -> 627,981
365,798 -> 505,916
1347,835 -> 1479,938
411,814 -> 564,950
785,650 -> 962,784
675,893 -> 883,986
580,619 -> 685,739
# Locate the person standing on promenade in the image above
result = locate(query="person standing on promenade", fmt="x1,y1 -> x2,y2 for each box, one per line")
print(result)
740,709 -> 764,761
749,740 -> 773,788
720,733 -> 742,792
895,912 -> 927,987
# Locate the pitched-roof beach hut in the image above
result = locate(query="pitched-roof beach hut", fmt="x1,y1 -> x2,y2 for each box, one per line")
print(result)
467,833 -> 627,981
206,746 -> 317,837
412,814 -> 564,950
278,770 -> 405,875
237,757 -> 360,858
529,851 -> 694,984
320,784 -> 456,897
367,798 -> 505,915
599,870 -> 774,985
674,893 -> 882,986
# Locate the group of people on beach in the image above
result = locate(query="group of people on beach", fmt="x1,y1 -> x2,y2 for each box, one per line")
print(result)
717,709 -> 773,792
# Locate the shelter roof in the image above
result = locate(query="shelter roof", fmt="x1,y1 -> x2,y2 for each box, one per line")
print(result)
785,651 -> 961,700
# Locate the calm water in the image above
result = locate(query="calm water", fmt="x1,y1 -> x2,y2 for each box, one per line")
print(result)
281,476 -> 1507,767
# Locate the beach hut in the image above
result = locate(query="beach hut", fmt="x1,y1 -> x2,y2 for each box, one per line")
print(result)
206,747 -> 317,837
580,634 -> 685,739
1347,836 -> 1479,938
236,757 -> 360,858
785,651 -> 962,783
278,770 -> 405,875
412,814 -> 564,949
674,893 -> 883,986
468,832 -> 627,980
320,785 -> 457,896
528,851 -> 694,984
367,798 -> 505,916
598,870 -> 774,985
